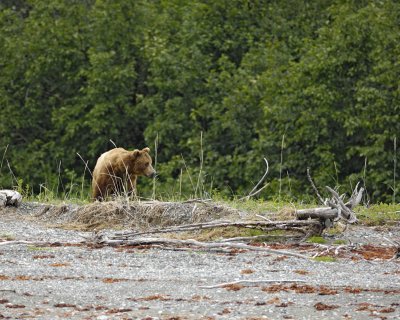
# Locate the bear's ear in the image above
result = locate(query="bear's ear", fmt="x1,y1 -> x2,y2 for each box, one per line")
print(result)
131,149 -> 140,159
142,147 -> 150,153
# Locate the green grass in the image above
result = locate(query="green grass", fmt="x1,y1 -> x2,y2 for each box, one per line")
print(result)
27,246 -> 53,251
306,236 -> 327,244
0,233 -> 15,241
333,239 -> 347,245
216,199 -> 400,227
313,256 -> 337,262
10,175 -> 92,205
355,203 -> 400,226
5,173 -> 400,228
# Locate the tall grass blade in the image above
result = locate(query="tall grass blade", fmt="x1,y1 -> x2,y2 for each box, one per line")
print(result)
279,134 -> 285,200
152,133 -> 159,200
195,131 -> 204,198
394,136 -> 397,204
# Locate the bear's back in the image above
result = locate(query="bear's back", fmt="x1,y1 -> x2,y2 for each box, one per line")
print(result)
93,148 -> 130,176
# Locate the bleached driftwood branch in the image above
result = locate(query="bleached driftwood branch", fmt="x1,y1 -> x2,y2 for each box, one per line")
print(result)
240,158 -> 269,201
345,182 -> 364,209
298,170 -> 364,224
219,234 -> 303,242
0,240 -> 67,247
0,190 -> 22,207
325,185 -> 362,223
0,236 -> 309,259
113,219 -> 321,239
98,236 -> 311,260
306,168 -> 326,205
0,240 -> 38,246
199,279 -> 306,289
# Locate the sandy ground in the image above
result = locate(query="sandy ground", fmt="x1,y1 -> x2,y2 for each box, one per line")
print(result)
0,205 -> 400,320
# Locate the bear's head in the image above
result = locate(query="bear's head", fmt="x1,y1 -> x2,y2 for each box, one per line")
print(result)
131,147 -> 156,178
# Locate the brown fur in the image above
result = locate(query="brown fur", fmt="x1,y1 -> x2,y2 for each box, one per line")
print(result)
92,147 -> 156,201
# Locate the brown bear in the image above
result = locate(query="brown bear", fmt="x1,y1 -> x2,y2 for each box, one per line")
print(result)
92,147 -> 156,201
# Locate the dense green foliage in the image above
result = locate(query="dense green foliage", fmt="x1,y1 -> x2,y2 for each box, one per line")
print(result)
0,0 -> 398,202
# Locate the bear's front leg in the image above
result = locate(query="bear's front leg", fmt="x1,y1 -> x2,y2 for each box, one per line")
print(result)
127,174 -> 137,197
92,174 -> 109,201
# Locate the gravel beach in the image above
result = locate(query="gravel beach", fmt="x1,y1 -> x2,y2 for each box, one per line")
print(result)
1,206 -> 399,320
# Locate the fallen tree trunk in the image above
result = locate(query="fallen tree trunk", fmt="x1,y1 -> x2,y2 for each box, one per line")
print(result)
298,172 -> 364,225
296,207 -> 338,220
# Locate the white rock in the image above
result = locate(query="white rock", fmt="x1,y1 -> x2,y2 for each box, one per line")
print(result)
0,189 -> 22,207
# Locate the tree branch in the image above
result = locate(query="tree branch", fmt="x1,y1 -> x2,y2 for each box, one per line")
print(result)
100,237 -> 311,260
240,158 -> 269,201
112,219 -> 321,239
199,279 -> 306,289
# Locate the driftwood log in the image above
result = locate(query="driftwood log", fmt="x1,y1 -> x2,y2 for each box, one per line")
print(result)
0,190 -> 22,207
296,207 -> 338,220
296,170 -> 364,226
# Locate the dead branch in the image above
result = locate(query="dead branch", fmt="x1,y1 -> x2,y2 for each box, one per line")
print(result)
255,214 -> 272,222
382,237 -> 400,247
240,158 -> 269,201
310,244 -> 356,258
0,240 -> 64,247
301,174 -> 363,225
345,182 -> 364,209
153,245 -> 233,253
99,237 -> 311,260
0,240 -> 38,246
307,168 -> 326,205
325,186 -> 359,223
379,237 -> 400,260
199,279 -> 307,289
112,219 -> 321,239
219,234 -> 303,242
137,198 -> 213,206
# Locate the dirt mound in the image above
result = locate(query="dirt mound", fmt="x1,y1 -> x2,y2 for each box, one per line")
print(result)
16,200 -> 240,230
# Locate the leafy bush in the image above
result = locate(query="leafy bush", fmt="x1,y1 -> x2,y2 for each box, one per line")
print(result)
0,1 -> 398,202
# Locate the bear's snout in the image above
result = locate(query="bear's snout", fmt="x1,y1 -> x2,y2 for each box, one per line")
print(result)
147,170 -> 157,178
